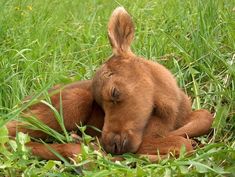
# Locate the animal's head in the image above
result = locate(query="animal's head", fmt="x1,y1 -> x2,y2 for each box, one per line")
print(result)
92,7 -> 155,154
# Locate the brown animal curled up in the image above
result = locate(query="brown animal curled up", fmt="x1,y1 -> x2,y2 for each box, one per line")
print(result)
6,7 -> 214,161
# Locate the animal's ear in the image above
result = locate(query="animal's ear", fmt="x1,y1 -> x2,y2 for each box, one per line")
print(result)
108,7 -> 135,57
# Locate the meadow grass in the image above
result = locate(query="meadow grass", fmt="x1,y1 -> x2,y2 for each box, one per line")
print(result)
0,0 -> 234,176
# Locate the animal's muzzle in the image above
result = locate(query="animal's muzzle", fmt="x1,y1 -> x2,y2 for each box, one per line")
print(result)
102,132 -> 130,154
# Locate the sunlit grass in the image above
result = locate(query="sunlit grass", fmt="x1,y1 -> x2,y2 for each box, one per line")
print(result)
0,0 -> 234,176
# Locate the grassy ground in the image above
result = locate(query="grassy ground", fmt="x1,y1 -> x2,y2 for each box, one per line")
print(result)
0,0 -> 234,176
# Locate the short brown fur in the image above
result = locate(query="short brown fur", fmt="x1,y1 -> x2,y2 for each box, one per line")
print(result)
6,7 -> 213,160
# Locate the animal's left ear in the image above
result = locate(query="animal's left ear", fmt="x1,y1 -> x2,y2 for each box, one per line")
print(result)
108,7 -> 135,57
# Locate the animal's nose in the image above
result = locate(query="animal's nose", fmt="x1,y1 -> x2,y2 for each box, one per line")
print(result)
102,133 -> 128,154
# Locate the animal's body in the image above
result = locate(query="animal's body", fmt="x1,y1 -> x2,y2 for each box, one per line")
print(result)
7,7 -> 213,160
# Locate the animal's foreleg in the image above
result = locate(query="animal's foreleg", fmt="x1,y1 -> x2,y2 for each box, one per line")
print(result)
169,109 -> 213,138
137,135 -> 193,156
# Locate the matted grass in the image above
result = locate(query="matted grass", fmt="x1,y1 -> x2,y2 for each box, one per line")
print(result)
0,0 -> 234,176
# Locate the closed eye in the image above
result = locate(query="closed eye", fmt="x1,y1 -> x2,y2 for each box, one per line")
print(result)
111,87 -> 120,104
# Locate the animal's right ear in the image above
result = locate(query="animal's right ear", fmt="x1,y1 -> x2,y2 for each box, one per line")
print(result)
108,7 -> 135,57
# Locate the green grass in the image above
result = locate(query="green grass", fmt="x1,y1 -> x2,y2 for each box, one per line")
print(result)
0,0 -> 234,176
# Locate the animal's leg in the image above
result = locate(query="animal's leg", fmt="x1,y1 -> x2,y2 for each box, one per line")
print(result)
169,109 -> 214,138
6,80 -> 95,139
136,115 -> 194,161
26,142 -> 82,160
23,103 -> 104,160
137,135 -> 193,156
27,136 -> 192,161
7,121 -> 49,139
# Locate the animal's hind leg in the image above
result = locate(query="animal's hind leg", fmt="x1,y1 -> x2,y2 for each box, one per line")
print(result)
169,109 -> 214,138
24,105 -> 104,160
6,81 -> 94,139
26,142 -> 82,160
7,121 -> 49,139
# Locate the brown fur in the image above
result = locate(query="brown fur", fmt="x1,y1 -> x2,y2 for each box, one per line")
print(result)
6,7 -> 213,160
